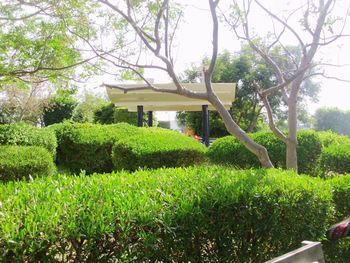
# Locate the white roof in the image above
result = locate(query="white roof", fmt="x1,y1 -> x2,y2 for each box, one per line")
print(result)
106,82 -> 235,111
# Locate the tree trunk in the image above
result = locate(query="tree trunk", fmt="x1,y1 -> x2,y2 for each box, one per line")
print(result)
286,92 -> 298,172
210,94 -> 273,168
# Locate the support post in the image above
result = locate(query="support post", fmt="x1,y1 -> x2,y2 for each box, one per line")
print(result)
147,111 -> 153,127
202,105 -> 209,146
137,105 -> 143,127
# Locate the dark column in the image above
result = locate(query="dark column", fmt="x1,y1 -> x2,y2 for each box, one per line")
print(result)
147,111 -> 153,127
137,105 -> 143,127
202,105 -> 209,146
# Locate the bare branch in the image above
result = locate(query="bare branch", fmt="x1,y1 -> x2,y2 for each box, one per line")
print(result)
259,93 -> 288,143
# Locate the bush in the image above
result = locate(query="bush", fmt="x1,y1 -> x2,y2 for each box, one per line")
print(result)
0,167 -> 333,262
323,174 -> 350,262
207,130 -> 322,174
0,145 -> 55,181
0,123 -> 57,158
320,144 -> 350,175
112,127 -> 207,171
318,130 -> 350,148
49,122 -> 139,174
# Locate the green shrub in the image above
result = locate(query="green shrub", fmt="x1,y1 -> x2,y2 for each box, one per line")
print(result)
49,122 -> 139,174
0,167 -> 333,262
113,107 -> 138,125
318,130 -> 350,148
208,130 -> 322,174
322,174 -> 350,262
320,144 -> 350,175
112,127 -> 206,171
0,145 -> 55,181
0,123 -> 57,158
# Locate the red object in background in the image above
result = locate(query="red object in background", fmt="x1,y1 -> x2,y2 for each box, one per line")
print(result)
194,135 -> 202,141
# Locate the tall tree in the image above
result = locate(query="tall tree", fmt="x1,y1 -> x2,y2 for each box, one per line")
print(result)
226,0 -> 350,171
178,47 -> 319,135
77,0 -> 274,167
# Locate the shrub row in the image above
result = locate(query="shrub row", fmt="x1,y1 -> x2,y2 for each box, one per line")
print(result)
208,130 -> 322,175
320,144 -> 350,175
0,123 -> 57,158
112,127 -> 206,171
50,122 -> 206,174
48,122 -> 140,174
0,167 -> 333,262
0,146 -> 55,182
323,175 -> 350,262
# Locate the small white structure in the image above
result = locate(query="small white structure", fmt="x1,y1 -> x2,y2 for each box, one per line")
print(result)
106,83 -> 235,112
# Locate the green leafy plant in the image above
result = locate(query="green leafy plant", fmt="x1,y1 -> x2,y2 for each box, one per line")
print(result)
320,144 -> 350,175
49,122 -> 140,174
0,145 -> 56,181
207,130 -> 322,175
0,167 -> 333,262
112,127 -> 206,171
0,123 -> 57,158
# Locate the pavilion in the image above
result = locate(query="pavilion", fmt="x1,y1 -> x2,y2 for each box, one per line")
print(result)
106,82 -> 235,146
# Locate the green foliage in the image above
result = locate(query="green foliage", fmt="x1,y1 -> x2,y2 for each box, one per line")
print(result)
0,145 -> 55,181
43,88 -> 77,126
93,102 -> 115,124
112,127 -> 206,171
320,144 -> 350,175
323,175 -> 350,262
72,92 -> 106,123
0,123 -> 57,157
0,167 -> 333,262
49,122 -> 139,174
208,130 -> 322,174
318,130 -> 350,148
113,107 -> 138,125
179,47 -> 319,135
314,107 -> 350,136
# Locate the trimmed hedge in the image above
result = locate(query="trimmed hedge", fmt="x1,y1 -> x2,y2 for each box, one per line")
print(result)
320,144 -> 350,175
318,130 -> 350,148
0,123 -> 57,158
0,145 -> 56,181
207,130 -> 322,174
49,122 -> 140,174
0,167 -> 333,262
323,175 -> 350,262
112,127 -> 207,171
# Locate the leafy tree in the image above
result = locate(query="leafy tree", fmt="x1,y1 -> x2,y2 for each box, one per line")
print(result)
314,107 -> 350,136
43,88 -> 77,126
227,0 -> 348,171
72,92 -> 106,123
93,102 -> 115,124
178,48 -> 319,136
0,84 -> 51,125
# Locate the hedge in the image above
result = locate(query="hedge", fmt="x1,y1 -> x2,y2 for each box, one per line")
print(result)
0,167 -> 333,262
48,122 -> 140,174
0,145 -> 56,182
112,127 -> 207,171
207,130 -> 322,174
323,174 -> 350,262
318,130 -> 350,148
0,123 -> 57,158
319,144 -> 350,175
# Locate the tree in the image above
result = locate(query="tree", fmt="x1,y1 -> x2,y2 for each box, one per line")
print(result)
314,107 -> 350,136
72,92 -> 106,123
81,0 -> 274,167
0,84 -> 51,125
43,88 -> 77,126
178,47 -> 319,136
226,0 -> 349,171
